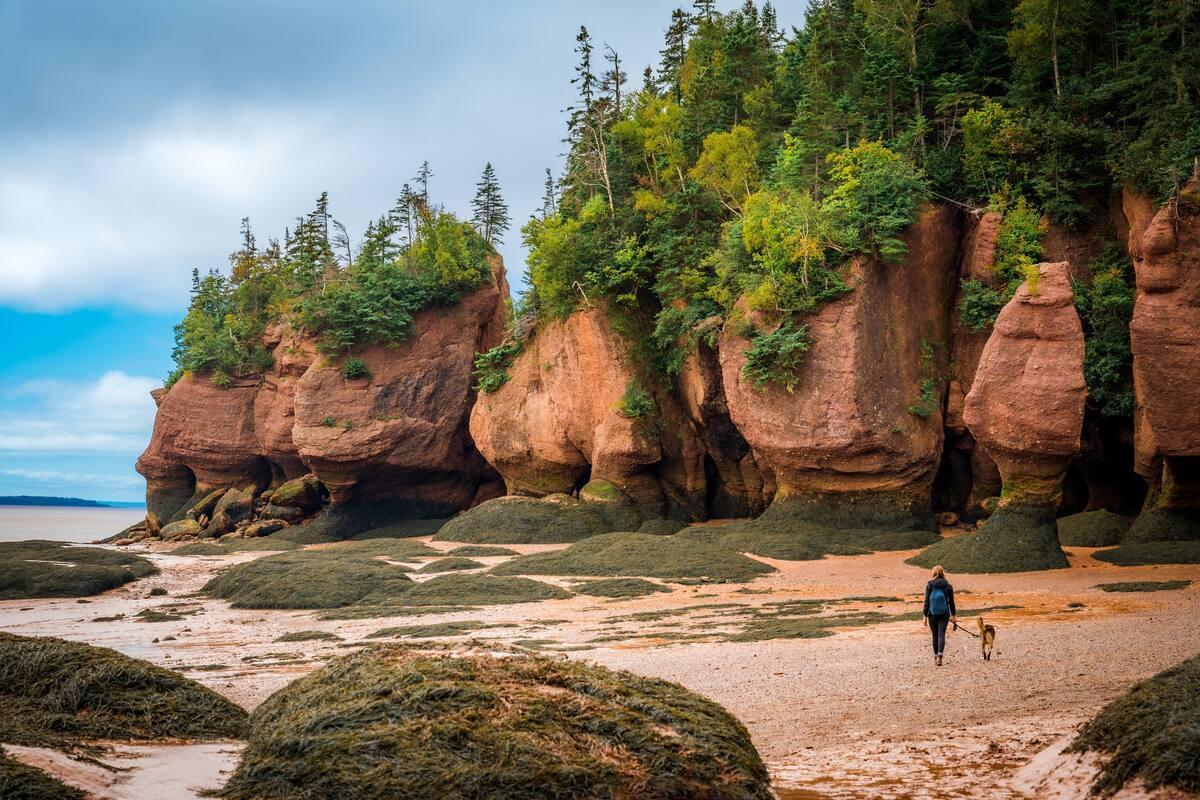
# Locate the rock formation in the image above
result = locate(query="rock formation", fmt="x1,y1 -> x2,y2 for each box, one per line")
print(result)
912,261 -> 1083,572
716,205 -> 961,527
469,309 -> 708,520
135,260 -> 509,538
963,261 -> 1087,510
1126,174 -> 1200,541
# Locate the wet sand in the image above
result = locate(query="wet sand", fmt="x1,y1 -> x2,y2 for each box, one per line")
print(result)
2,535 -> 1198,799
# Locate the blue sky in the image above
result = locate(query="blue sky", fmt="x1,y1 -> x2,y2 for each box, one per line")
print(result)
0,0 -> 693,502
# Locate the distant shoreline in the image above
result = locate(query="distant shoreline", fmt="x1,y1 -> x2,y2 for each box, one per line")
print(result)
0,496 -> 145,509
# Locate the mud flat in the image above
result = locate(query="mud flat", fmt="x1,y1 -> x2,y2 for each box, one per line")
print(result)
2,534 -> 1199,799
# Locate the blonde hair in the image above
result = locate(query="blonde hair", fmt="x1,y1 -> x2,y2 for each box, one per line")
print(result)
932,565 -> 945,578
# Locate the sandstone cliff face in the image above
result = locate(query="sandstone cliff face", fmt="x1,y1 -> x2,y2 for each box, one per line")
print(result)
138,262 -> 508,525
292,278 -> 505,513
469,309 -> 709,518
963,261 -> 1087,509
1127,176 -> 1200,534
716,205 -> 961,520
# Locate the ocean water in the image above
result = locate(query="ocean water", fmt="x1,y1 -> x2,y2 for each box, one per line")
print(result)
0,505 -> 145,543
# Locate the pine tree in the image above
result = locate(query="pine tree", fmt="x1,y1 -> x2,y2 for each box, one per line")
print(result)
471,162 -> 511,246
569,25 -> 596,135
693,0 -> 716,24
391,184 -> 416,245
413,162 -> 434,207
541,168 -> 557,219
658,8 -> 691,101
601,44 -> 627,116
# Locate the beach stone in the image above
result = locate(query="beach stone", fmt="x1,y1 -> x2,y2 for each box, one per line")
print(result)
160,518 -> 203,540
267,474 -> 324,511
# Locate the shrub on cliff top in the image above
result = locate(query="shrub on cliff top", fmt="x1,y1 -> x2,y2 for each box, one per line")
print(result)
492,531 -> 775,583
741,321 -> 811,391
1069,654 -> 1200,795
217,646 -> 771,800
0,540 -> 158,599
0,632 -> 247,752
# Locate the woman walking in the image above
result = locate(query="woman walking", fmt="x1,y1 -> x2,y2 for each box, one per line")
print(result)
923,565 -> 957,666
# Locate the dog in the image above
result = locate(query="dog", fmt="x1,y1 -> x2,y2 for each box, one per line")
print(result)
977,616 -> 996,660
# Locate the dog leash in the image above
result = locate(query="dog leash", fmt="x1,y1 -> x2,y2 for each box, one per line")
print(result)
951,620 -> 980,639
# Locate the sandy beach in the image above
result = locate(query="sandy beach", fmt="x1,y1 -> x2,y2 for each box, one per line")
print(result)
2,533 -> 1198,799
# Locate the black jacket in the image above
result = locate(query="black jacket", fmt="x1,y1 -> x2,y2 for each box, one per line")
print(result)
923,577 -> 956,617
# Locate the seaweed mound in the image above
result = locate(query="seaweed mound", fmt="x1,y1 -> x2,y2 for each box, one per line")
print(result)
1093,541 -> 1200,566
0,751 -> 86,800
1069,654 -> 1200,795
414,557 -> 486,573
399,574 -> 571,606
907,508 -> 1069,573
572,578 -> 671,598
172,537 -> 302,555
0,632 -> 246,751
0,540 -> 158,599
680,511 -> 938,562
203,549 -> 416,609
1124,508 -> 1200,544
218,647 -> 771,800
1056,510 -> 1131,547
492,532 -> 775,583
435,496 -> 611,544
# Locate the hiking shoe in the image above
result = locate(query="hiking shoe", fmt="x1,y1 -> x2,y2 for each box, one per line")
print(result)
936,655 -> 943,666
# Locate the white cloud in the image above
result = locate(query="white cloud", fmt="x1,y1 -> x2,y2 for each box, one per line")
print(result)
0,370 -> 159,454
1,468 -> 142,489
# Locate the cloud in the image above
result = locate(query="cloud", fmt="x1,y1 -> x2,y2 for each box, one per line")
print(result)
0,468 -> 142,489
0,370 -> 159,454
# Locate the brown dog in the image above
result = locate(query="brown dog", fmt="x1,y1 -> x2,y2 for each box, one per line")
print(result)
977,616 -> 996,660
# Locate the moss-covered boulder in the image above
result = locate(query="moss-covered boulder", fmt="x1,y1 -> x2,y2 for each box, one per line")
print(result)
1069,654 -> 1200,795
218,648 -> 771,800
0,632 -> 246,751
161,518 -> 204,540
907,508 -> 1069,573
266,474 -> 324,511
0,541 -> 158,600
1056,510 -> 1131,547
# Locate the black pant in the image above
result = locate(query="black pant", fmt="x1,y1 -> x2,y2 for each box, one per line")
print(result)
929,614 -> 950,655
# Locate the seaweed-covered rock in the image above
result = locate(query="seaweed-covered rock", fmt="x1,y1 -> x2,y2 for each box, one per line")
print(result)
0,751 -> 86,800
160,518 -> 203,540
0,632 -> 247,750
218,648 -> 771,800
0,541 -> 158,600
239,519 -> 288,538
1068,653 -> 1200,795
209,486 -> 255,535
267,474 -> 324,511
907,508 -> 1069,573
1056,510 -> 1131,547
435,495 -> 612,544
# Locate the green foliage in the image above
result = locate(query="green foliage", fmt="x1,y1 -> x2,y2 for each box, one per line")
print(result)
616,380 -> 656,420
741,321 -> 811,391
340,358 -> 369,380
1070,654 -> 1200,795
821,141 -> 928,263
957,279 -> 1007,332
1074,245 -> 1135,417
472,340 -> 522,394
907,378 -> 938,419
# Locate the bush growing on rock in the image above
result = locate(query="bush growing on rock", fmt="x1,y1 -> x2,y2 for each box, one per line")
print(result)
218,647 -> 772,800
0,541 -> 158,600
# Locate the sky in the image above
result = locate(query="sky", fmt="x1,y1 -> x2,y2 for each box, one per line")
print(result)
0,0 -> 704,502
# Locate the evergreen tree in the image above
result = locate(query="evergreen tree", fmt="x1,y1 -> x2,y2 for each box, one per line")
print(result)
413,162 -> 434,207
541,168 -> 557,219
658,8 -> 691,101
693,0 -> 716,24
601,44 -> 627,116
471,162 -> 511,245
